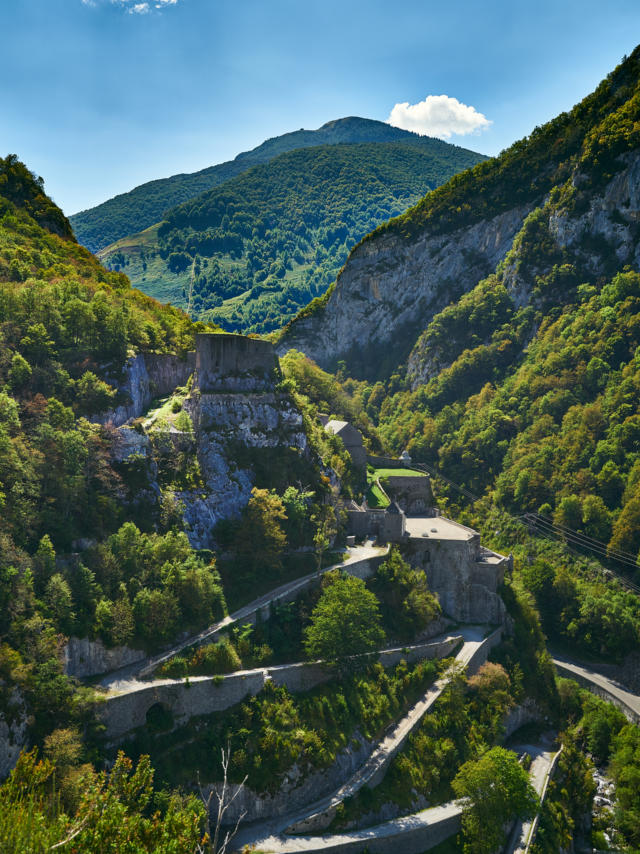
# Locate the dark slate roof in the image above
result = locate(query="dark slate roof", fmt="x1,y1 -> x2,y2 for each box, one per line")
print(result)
387,501 -> 403,515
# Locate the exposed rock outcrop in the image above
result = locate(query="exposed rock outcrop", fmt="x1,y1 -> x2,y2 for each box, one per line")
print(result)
178,388 -> 307,548
278,204 -> 532,371
0,686 -> 28,780
92,351 -> 196,427
64,636 -> 146,679
107,335 -> 310,549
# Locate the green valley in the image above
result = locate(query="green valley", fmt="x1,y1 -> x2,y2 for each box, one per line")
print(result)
2,34 -> 640,854
97,135 -> 484,335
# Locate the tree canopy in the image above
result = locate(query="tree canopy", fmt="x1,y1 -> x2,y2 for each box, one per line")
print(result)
304,573 -> 385,667
452,746 -> 538,854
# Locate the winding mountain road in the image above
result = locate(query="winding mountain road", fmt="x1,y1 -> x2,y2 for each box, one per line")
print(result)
552,654 -> 640,723
99,544 -> 387,694
232,626 -> 498,853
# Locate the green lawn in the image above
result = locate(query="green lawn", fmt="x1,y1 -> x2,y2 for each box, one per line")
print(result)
372,467 -> 427,479
366,480 -> 390,508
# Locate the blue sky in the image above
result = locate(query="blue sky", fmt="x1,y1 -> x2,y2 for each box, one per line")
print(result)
2,0 -> 640,215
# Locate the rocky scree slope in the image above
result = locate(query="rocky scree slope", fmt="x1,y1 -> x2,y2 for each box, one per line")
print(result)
279,46 -> 640,379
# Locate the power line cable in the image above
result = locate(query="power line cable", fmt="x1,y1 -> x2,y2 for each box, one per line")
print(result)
412,459 -> 640,595
525,514 -> 640,572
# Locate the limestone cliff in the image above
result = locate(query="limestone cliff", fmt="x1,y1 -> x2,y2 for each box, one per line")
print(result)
114,334 -> 311,549
279,49 -> 640,380
278,204 -> 531,372
0,686 -> 28,780
179,388 -> 307,548
406,149 -> 640,389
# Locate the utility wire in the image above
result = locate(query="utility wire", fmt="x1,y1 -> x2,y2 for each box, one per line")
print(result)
411,459 -> 640,596
528,513 -> 640,564
524,514 -> 640,572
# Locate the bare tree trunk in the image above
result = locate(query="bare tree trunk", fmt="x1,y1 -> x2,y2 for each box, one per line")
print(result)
197,744 -> 247,854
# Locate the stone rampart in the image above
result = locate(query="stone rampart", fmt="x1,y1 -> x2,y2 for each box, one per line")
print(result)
404,537 -> 506,624
100,634 -> 460,743
382,475 -> 434,516
194,333 -> 279,392
463,627 -> 503,676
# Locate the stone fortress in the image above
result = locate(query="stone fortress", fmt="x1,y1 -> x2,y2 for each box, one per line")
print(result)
193,332 -> 280,393
325,420 -> 511,626
87,334 -> 509,750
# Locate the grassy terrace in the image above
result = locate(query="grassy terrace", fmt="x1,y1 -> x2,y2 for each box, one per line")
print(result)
365,466 -> 426,508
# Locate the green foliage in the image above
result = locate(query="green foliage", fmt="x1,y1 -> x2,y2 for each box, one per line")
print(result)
609,723 -> 640,847
159,639 -> 242,678
0,749 -> 206,853
132,658 -> 442,794
304,573 -> 385,667
86,523 -> 226,648
101,136 -> 484,335
530,733 -> 595,854
71,116 -> 484,254
452,746 -> 538,854
335,661 -> 518,827
370,547 -> 441,640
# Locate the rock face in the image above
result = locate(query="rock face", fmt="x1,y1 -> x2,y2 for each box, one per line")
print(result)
0,686 -> 28,780
93,351 -> 196,427
280,143 -> 640,383
278,204 -> 532,371
106,335 -> 312,549
63,636 -> 146,679
549,152 -> 640,278
179,388 -> 307,548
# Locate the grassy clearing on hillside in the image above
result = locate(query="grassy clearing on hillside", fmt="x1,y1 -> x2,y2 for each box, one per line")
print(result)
373,467 -> 427,479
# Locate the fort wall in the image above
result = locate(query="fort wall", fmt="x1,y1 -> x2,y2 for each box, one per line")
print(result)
194,333 -> 279,392
99,636 -> 461,742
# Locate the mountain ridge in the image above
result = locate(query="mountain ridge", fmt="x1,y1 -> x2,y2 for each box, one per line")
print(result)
70,116 -> 486,253
279,47 -> 640,378
97,137 -> 486,334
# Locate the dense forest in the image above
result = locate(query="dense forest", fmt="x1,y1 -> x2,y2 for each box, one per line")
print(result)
70,116 -> 484,255
99,137 -> 484,334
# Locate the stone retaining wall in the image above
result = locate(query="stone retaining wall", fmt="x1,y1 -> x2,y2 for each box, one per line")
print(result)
554,662 -> 640,724
100,635 -> 461,742
64,636 -> 146,679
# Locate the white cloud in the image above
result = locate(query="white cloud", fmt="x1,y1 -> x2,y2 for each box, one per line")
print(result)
81,0 -> 179,12
387,95 -> 492,139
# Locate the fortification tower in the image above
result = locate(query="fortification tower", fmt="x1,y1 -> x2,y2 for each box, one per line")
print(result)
194,333 -> 280,392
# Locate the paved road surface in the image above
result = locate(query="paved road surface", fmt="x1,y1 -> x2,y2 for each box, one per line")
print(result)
234,801 -> 463,853
99,544 -> 386,694
233,626 -> 490,852
506,737 -> 558,854
552,655 -> 640,722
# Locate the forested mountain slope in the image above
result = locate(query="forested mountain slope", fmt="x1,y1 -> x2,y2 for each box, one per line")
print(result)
0,154 -> 344,771
98,138 -> 484,334
70,116 -> 484,254
280,46 -> 640,378
281,47 -> 640,574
